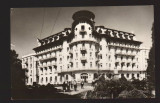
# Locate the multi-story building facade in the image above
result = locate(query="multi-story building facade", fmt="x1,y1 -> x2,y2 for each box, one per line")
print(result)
22,10 -> 149,86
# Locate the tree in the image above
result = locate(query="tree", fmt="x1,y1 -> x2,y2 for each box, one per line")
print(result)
146,23 -> 155,90
11,49 -> 25,89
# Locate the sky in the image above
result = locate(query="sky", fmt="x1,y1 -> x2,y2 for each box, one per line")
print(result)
11,6 -> 154,58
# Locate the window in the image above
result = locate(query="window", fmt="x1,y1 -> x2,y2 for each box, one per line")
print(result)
66,75 -> 68,80
50,77 -> 52,82
109,63 -> 111,67
82,35 -> 84,38
81,25 -> 85,30
90,52 -> 92,57
41,78 -> 43,83
90,44 -> 92,48
100,55 -> 102,59
46,77 -> 48,82
67,47 -> 69,51
75,28 -> 77,31
31,78 -> 32,83
76,62 -> 78,67
82,63 -> 85,66
90,62 -> 92,67
127,74 -> 129,78
121,56 -> 123,60
76,53 -> 78,57
89,27 -> 91,30
100,45 -> 102,50
137,74 -> 139,78
121,74 -> 124,77
115,55 -> 117,59
89,34 -> 91,37
82,43 -> 85,46
55,76 -> 57,82
60,76 -> 62,82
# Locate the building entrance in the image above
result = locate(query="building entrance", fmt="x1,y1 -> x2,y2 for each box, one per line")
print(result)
81,73 -> 88,82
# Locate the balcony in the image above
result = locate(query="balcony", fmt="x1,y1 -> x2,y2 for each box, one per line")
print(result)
115,58 -> 121,62
132,59 -> 137,63
108,44 -> 140,50
36,46 -> 62,56
69,58 -> 73,63
81,56 -> 87,62
39,55 -> 57,62
115,52 -> 135,57
69,50 -> 73,54
80,47 -> 87,53
79,30 -> 87,35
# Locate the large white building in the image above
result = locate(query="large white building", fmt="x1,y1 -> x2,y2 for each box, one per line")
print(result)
22,10 -> 149,86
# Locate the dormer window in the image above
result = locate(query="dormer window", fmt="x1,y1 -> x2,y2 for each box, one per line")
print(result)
81,25 -> 85,30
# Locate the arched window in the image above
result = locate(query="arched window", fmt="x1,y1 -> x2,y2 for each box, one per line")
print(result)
127,74 -> 129,78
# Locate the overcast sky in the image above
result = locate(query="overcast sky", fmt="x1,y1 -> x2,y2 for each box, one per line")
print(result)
11,6 -> 153,58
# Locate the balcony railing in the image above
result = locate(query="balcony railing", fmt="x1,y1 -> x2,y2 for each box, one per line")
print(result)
70,59 -> 73,63
115,52 -> 135,57
79,30 -> 87,35
36,46 -> 62,56
80,47 -> 87,53
108,44 -> 140,50
39,63 -> 57,68
39,55 -> 57,62
69,50 -> 73,54
81,56 -> 87,62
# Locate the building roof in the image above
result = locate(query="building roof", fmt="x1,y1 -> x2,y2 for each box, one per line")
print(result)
22,53 -> 36,58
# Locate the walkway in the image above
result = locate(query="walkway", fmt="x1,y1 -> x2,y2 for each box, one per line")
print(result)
55,85 -> 94,95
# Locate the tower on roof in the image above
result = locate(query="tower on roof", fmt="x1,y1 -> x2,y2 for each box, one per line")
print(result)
72,10 -> 95,21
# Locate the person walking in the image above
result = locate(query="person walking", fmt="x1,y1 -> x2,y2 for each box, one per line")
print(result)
62,81 -> 66,92
71,81 -> 73,89
73,80 -> 77,91
81,79 -> 84,89
67,81 -> 70,91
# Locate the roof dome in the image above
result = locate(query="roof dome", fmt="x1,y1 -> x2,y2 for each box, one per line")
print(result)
72,10 -> 95,20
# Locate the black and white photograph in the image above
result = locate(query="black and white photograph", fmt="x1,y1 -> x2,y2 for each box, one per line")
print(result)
10,6 -> 155,99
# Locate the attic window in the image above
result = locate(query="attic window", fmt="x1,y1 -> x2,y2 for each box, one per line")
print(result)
81,25 -> 85,30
